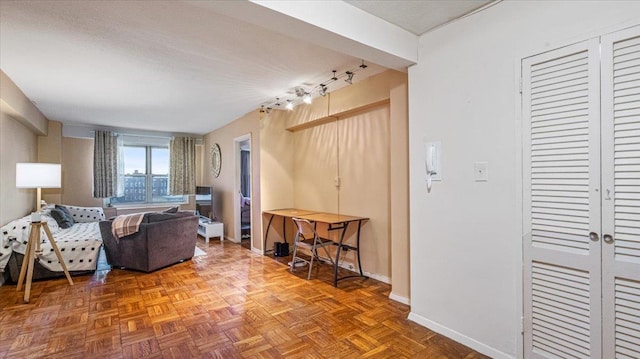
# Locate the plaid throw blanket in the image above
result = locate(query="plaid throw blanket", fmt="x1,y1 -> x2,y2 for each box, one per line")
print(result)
111,213 -> 145,241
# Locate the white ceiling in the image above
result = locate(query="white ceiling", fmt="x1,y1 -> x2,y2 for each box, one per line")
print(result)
346,0 -> 493,35
0,0 -> 490,135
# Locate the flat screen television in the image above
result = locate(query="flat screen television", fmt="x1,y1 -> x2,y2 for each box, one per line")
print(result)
195,186 -> 215,220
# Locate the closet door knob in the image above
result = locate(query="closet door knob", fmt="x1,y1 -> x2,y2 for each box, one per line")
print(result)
603,234 -> 614,244
589,232 -> 599,241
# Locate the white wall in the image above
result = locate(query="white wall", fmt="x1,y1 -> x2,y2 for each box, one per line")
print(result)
408,2 -> 640,358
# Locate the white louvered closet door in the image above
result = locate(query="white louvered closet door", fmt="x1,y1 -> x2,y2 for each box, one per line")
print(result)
522,39 -> 602,358
601,26 -> 640,359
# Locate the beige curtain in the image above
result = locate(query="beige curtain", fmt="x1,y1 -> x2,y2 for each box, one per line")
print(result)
169,137 -> 196,195
93,130 -> 119,198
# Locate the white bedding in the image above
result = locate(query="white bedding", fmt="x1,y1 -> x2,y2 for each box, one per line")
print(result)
0,209 -> 103,273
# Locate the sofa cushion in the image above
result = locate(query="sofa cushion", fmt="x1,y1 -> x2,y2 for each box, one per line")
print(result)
50,208 -> 74,229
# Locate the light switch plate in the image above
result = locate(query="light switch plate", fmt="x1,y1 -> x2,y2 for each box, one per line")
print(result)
474,162 -> 489,182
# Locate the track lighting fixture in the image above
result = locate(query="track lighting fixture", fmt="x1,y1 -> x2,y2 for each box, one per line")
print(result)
259,60 -> 369,112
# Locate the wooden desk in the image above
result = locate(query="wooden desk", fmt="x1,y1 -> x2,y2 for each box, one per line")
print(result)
262,208 -> 369,287
263,209 -> 319,252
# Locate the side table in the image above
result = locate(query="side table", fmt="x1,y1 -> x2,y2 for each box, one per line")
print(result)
198,218 -> 223,245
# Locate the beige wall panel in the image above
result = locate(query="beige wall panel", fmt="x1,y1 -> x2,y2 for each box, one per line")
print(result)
285,96 -> 330,128
330,75 -> 391,115
293,121 -> 339,213
38,120 -> 62,205
61,137 -> 102,207
259,110 -> 295,219
195,144 -> 204,186
0,70 -> 48,135
204,110 -> 260,247
337,106 -> 390,279
389,81 -> 410,300
0,112 -> 37,225
260,110 -> 295,249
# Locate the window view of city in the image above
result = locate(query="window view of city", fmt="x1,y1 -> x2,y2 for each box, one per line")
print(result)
110,146 -> 183,204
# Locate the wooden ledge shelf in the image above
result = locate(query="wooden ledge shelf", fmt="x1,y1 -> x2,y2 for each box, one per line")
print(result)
286,98 -> 390,132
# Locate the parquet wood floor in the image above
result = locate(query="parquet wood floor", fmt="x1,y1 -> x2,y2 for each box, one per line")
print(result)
0,240 -> 489,359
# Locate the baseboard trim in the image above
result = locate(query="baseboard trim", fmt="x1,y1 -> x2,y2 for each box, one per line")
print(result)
336,260 -> 390,284
250,247 -> 262,255
407,312 -> 513,359
389,292 -> 410,305
225,236 -> 240,244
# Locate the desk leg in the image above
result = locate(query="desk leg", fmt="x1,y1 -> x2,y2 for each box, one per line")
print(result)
264,214 -> 275,254
333,220 -> 367,287
355,220 -> 364,277
333,222 -> 349,287
282,216 -> 287,243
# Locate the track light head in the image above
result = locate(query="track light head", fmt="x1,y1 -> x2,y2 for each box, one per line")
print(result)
345,71 -> 354,84
360,60 -> 368,69
319,84 -> 328,97
294,87 -> 306,97
331,70 -> 338,81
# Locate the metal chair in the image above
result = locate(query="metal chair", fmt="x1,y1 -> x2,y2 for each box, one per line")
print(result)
290,217 -> 335,279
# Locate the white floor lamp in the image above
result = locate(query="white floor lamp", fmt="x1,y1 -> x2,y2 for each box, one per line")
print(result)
15,163 -> 73,303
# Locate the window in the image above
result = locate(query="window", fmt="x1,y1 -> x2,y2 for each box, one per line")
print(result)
110,145 -> 185,205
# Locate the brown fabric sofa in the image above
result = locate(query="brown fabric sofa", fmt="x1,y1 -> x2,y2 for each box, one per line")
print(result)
99,211 -> 198,272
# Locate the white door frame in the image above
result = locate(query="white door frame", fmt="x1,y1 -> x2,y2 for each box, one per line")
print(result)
233,133 -> 252,249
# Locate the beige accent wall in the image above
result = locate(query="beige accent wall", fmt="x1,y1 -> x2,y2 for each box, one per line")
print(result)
61,137 -> 102,207
195,144 -> 204,185
252,70 -> 409,297
0,112 -> 38,225
389,78 -> 409,301
290,105 -> 392,280
0,70 -> 48,227
203,111 -> 261,247
38,120 -> 63,205
0,71 -> 47,135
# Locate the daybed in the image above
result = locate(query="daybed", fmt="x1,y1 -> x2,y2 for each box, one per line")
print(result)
99,211 -> 198,272
0,205 -> 105,282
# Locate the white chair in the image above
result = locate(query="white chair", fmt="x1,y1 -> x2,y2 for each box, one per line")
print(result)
290,217 -> 335,279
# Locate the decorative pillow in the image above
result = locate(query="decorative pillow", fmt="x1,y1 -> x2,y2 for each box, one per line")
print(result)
50,208 -> 74,229
163,206 -> 179,214
55,205 -> 76,225
59,205 -> 105,223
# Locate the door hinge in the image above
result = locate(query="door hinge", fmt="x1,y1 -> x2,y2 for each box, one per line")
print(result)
519,78 -> 523,94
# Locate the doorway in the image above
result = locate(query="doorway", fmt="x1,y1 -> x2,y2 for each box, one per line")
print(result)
234,134 -> 252,250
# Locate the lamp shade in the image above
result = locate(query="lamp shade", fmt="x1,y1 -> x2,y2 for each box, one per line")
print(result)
16,163 -> 61,188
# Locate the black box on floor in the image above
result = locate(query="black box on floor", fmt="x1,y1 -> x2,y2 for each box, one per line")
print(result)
273,242 -> 289,257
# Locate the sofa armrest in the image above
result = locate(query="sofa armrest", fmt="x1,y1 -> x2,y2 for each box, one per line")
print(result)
61,205 -> 105,223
